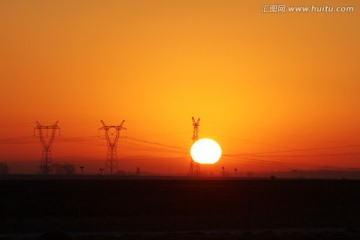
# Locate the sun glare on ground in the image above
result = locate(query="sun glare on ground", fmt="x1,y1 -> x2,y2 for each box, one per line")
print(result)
190,138 -> 222,164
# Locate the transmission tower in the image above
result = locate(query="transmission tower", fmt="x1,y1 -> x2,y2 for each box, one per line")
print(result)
34,121 -> 60,174
190,117 -> 200,176
99,120 -> 126,175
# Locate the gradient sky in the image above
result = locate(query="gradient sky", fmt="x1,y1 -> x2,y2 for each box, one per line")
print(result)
0,0 -> 359,175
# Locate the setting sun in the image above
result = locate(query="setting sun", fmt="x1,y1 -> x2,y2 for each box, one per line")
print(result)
190,138 -> 222,164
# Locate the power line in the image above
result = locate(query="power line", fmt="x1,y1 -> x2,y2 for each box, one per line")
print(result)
227,144 -> 360,157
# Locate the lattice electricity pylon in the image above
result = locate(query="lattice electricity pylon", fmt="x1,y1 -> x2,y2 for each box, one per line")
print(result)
99,120 -> 126,175
34,121 -> 60,174
190,117 -> 200,176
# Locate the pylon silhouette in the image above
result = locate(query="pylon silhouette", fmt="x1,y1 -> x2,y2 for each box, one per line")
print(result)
99,120 -> 126,175
190,117 -> 200,176
34,121 -> 60,174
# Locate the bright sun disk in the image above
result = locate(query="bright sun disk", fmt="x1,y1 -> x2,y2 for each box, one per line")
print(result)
190,138 -> 222,164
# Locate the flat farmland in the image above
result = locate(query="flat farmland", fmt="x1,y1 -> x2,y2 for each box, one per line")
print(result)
1,177 -> 360,239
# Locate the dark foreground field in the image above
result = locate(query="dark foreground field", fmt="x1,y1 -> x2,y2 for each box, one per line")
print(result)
1,177 -> 360,239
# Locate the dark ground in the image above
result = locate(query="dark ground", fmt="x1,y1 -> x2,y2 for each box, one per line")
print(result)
1,177 -> 360,239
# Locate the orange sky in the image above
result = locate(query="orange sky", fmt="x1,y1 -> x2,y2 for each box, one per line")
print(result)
0,0 -> 359,175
